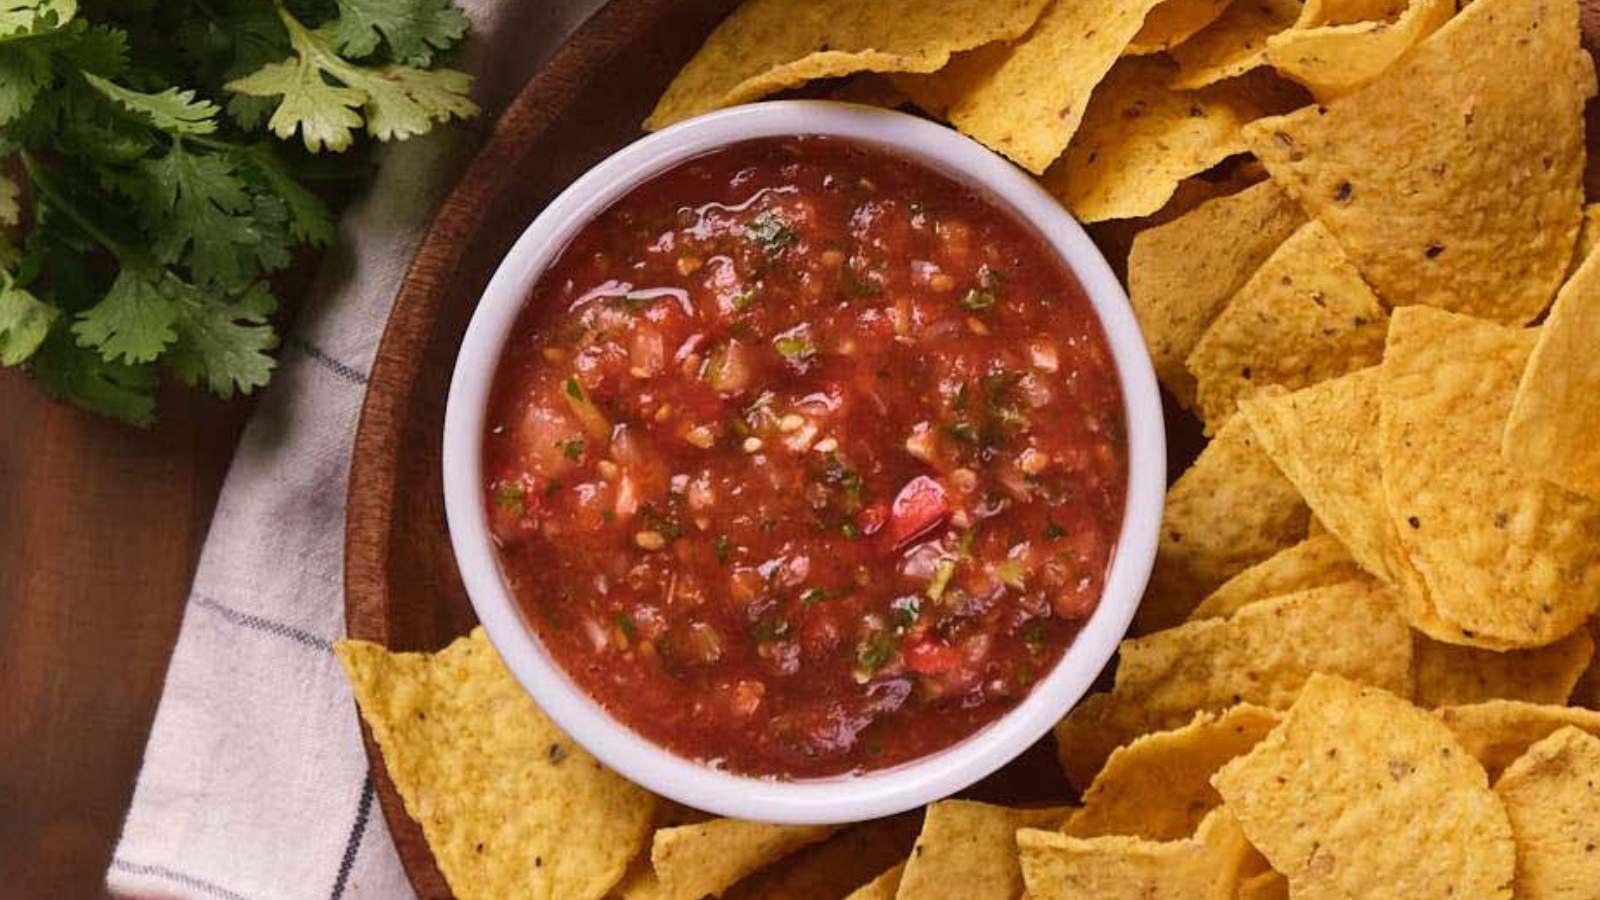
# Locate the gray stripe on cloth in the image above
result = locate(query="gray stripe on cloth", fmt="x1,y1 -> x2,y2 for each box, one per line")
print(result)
109,859 -> 252,900
192,594 -> 334,654
288,337 -> 371,386
329,774 -> 377,900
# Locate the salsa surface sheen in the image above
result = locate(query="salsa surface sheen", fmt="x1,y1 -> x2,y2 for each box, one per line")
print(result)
483,137 -> 1127,778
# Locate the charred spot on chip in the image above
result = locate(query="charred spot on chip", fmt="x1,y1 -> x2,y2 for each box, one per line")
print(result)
1408,516 -> 1421,529
1424,243 -> 1445,258
549,742 -> 567,764
1334,181 -> 1353,203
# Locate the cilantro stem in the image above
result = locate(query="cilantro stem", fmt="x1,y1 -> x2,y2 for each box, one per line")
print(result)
18,150 -> 128,261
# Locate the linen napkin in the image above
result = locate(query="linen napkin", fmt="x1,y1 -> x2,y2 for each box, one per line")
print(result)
106,2 -> 606,897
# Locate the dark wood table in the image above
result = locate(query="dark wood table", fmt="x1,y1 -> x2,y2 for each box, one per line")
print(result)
0,375 -> 253,897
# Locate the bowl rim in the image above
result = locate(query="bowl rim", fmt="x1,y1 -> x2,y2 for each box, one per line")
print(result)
441,99 -> 1165,825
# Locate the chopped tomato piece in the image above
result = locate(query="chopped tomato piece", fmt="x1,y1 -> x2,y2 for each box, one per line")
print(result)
903,637 -> 961,675
886,475 -> 949,549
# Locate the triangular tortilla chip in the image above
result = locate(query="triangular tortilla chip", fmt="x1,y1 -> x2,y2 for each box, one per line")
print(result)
1134,413 -> 1310,633
1380,307 -> 1600,648
891,0 -> 1165,173
896,801 -> 1068,900
1213,674 -> 1515,899
1412,627 -> 1596,707
1127,179 -> 1305,407
1127,0 -> 1237,54
1189,533 -> 1364,620
1187,220 -> 1389,433
842,861 -> 904,900
1019,808 -> 1260,900
1243,0 -> 1593,322
335,630 -> 656,900
1436,700 -> 1600,779
1265,0 -> 1455,101
1064,704 -> 1280,840
648,820 -> 835,900
1493,726 -> 1600,899
1042,58 -> 1305,223
1505,241 -> 1600,502
644,0 -> 1050,129
1169,0 -> 1303,89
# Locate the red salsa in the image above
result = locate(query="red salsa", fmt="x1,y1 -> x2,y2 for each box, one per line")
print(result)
483,137 -> 1127,777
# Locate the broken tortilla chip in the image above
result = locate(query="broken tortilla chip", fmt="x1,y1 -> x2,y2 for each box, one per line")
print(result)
1265,0 -> 1455,101
1504,239 -> 1600,502
1059,580 -> 1412,788
1127,179 -> 1305,406
1134,413 -> 1310,633
648,820 -> 835,900
1243,0 -> 1593,322
644,0 -> 1050,129
335,630 -> 656,900
1042,58 -> 1304,223
1064,704 -> 1280,840
1189,533 -> 1364,620
1186,219 -> 1389,433
891,0 -> 1165,173
1019,808 -> 1259,900
1170,0 -> 1303,89
1412,627 -> 1596,707
1435,700 -> 1600,779
1213,674 -> 1515,899
1492,726 -> 1600,899
896,800 -> 1067,900
724,815 -> 920,900
1380,307 -> 1600,649
1127,0 -> 1237,54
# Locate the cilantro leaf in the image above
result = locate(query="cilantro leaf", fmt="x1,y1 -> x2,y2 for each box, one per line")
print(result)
82,72 -> 220,135
0,0 -> 76,39
0,275 -> 56,364
166,280 -> 278,398
238,143 -> 334,245
0,44 -> 50,124
71,267 -> 180,363
323,0 -> 469,66
226,3 -> 476,153
29,322 -> 157,426
0,174 -> 17,225
134,143 -> 261,287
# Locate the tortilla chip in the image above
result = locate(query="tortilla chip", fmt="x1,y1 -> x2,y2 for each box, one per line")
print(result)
842,862 -> 904,900
1413,627 -> 1596,707
1574,203 -> 1600,270
1297,0 -> 1408,25
1505,242 -> 1600,503
1212,674 -> 1515,899
725,815 -> 920,900
644,0 -> 1051,129
1059,580 -> 1412,787
1189,533 -> 1364,620
1170,0 -> 1303,89
1018,808 -> 1258,900
1380,307 -> 1600,648
1435,700 -> 1600,779
1265,0 -> 1455,102
1244,0 -> 1592,323
335,630 -> 656,900
1186,220 -> 1389,433
647,820 -> 835,900
1042,58 -> 1304,223
1134,414 -> 1310,633
891,0 -> 1165,174
896,800 -> 1068,900
1235,871 -> 1289,900
1492,726 -> 1600,899
1127,179 -> 1305,406
1127,0 -> 1237,54
1064,704 -> 1280,840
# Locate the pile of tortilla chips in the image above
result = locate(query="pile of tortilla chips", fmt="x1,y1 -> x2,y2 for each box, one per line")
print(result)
336,0 -> 1600,894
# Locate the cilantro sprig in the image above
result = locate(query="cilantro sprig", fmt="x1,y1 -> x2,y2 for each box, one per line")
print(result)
0,0 -> 477,425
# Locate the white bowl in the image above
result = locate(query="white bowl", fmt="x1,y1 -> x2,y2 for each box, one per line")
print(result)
442,100 -> 1165,824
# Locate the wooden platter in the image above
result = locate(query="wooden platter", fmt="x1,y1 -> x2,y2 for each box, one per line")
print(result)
336,0 -> 1584,891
